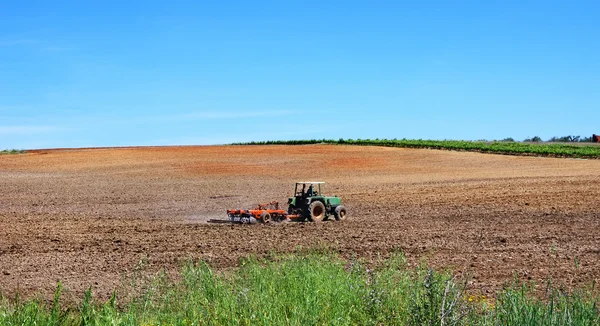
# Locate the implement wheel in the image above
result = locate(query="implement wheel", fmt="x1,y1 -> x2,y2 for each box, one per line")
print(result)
334,205 -> 348,221
260,212 -> 271,223
308,201 -> 325,222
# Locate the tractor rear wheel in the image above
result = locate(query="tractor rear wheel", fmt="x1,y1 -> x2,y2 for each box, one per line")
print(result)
334,205 -> 348,221
308,201 -> 325,222
260,212 -> 271,223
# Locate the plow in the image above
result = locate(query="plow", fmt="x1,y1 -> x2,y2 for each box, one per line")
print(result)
209,182 -> 348,224
218,201 -> 290,224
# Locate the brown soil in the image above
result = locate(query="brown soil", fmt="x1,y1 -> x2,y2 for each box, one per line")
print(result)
1,145 -> 599,301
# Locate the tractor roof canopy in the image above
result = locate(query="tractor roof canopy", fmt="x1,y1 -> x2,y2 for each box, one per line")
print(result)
294,182 -> 324,196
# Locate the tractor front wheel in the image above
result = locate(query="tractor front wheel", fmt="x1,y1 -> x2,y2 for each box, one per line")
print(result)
334,205 -> 348,221
308,201 -> 325,222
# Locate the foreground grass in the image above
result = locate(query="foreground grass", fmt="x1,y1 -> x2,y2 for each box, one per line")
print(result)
0,253 -> 598,325
233,139 -> 600,159
0,149 -> 26,154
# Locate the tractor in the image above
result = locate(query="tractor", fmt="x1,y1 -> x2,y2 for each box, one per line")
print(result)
287,182 -> 347,222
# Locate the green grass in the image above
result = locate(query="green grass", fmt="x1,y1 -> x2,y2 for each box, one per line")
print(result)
0,149 -> 26,154
0,253 -> 598,325
232,138 -> 600,159
493,281 -> 599,325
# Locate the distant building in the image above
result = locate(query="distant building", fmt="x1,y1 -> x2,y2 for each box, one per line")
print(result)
593,134 -> 600,143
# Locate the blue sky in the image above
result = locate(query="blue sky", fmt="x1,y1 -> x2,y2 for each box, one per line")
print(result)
1,1 -> 598,149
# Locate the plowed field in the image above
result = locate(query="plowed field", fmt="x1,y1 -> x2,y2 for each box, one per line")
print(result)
1,145 -> 599,301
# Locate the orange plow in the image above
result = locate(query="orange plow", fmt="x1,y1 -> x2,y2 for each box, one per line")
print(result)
209,201 -> 302,224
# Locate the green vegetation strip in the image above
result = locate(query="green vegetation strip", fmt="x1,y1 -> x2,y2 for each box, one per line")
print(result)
233,139 -> 600,158
0,149 -> 26,154
1,253 -> 598,325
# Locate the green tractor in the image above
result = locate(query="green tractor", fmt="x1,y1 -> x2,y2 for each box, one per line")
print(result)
287,182 -> 348,222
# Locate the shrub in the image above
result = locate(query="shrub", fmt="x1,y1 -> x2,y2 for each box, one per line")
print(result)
0,149 -> 26,154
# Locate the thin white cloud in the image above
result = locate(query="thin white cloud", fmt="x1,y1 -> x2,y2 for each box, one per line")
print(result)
0,38 -> 74,52
0,106 -> 24,111
177,110 -> 294,121
0,109 -> 294,129
0,39 -> 38,47
42,46 -> 76,52
132,110 -> 294,124
152,123 -> 334,146
0,125 -> 63,135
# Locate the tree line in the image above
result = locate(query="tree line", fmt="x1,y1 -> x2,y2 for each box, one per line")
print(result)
522,135 -> 594,142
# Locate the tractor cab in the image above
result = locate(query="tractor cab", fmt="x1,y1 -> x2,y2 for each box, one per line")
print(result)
293,181 -> 323,198
289,182 -> 324,208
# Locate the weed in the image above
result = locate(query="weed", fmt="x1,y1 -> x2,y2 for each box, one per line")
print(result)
0,253 -> 598,325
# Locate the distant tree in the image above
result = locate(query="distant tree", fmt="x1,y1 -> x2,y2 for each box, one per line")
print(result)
500,137 -> 515,142
579,136 -> 592,142
524,136 -> 542,142
548,135 -> 582,142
